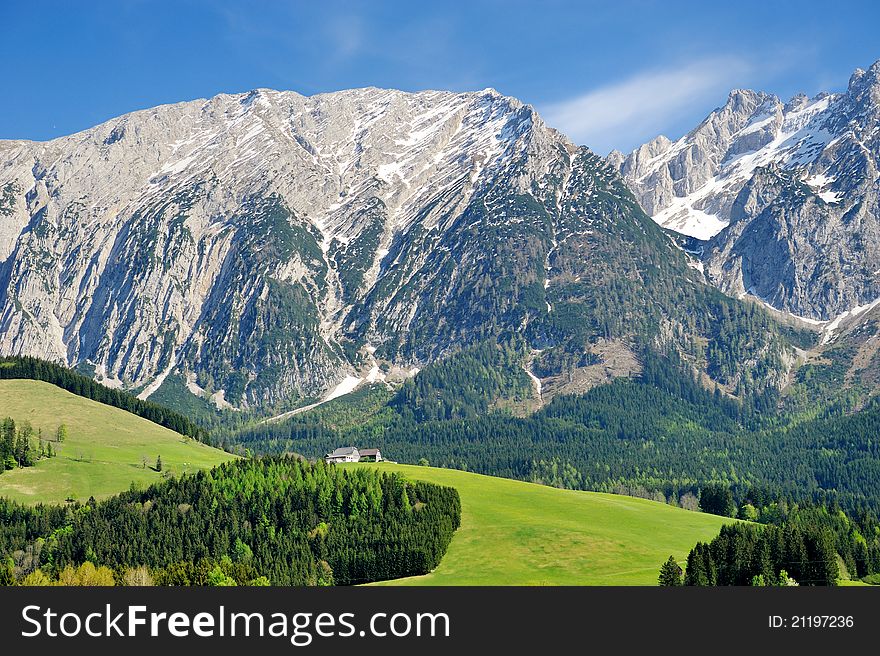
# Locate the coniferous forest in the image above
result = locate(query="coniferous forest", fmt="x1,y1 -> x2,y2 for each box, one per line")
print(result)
228,347 -> 880,517
0,417 -> 57,472
0,457 -> 460,586
661,501 -> 880,586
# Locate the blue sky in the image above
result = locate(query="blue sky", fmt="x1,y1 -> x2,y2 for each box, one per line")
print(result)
2,0 -> 879,153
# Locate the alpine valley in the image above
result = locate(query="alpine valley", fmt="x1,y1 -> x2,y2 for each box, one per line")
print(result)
3,59 -> 880,587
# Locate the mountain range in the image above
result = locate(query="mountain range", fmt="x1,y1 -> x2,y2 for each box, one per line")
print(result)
612,60 -> 880,324
2,61 -> 879,413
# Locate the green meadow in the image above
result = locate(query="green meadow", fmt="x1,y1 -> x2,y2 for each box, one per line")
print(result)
0,379 -> 234,504
350,462 -> 736,586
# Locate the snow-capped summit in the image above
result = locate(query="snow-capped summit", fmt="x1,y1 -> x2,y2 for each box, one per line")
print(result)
0,85 -> 623,407
615,87 -> 840,240
613,59 -> 880,321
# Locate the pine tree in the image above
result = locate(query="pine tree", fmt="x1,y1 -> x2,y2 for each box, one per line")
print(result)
3,419 -> 17,469
806,529 -> 839,586
156,455 -> 162,472
659,556 -> 683,586
784,525 -> 808,583
699,483 -> 735,517
685,546 -> 708,585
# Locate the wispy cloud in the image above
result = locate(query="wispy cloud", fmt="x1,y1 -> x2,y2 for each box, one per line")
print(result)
539,57 -> 755,154
324,14 -> 364,61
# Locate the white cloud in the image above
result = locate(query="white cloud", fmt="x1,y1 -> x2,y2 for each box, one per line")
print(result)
539,57 -> 754,154
324,15 -> 364,61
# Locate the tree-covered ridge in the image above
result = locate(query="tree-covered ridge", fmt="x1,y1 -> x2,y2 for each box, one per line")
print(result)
230,349 -> 880,515
391,339 -> 535,421
0,357 -> 206,441
532,153 -> 794,401
334,149 -> 796,411
0,456 -> 460,586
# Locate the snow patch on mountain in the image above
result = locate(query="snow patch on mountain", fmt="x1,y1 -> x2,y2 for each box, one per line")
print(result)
618,91 -> 843,239
616,59 -> 880,322
821,296 -> 880,345
523,365 -> 543,399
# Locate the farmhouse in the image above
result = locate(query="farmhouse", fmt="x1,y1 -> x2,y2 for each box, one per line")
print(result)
324,447 -> 384,464
325,447 -> 360,463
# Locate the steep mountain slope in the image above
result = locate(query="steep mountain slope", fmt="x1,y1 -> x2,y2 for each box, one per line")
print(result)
783,299 -> 880,408
0,87 -> 792,411
612,60 -> 880,322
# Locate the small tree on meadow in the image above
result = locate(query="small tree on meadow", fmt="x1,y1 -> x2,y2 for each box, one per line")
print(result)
659,556 -> 683,586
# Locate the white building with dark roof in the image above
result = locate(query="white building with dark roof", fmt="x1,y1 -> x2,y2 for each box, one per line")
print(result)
325,446 -> 360,463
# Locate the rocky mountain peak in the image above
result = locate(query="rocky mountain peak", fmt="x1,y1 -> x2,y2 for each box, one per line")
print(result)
615,60 -> 880,322
0,85 -> 591,408
784,93 -> 810,113
847,59 -> 880,108
849,67 -> 867,91
724,88 -> 774,114
848,59 -> 880,96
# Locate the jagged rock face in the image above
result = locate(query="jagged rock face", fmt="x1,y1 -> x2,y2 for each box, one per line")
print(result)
704,165 -> 880,320
0,87 -> 575,406
0,86 -> 789,408
613,88 -> 787,236
614,60 -> 880,321
0,88 -> 552,404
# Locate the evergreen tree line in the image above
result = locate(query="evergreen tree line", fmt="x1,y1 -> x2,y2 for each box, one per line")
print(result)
663,499 -> 880,586
679,523 -> 839,586
0,357 -> 207,442
0,417 -> 57,472
0,457 -> 460,586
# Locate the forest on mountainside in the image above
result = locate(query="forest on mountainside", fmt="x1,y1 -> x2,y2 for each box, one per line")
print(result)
228,344 -> 880,516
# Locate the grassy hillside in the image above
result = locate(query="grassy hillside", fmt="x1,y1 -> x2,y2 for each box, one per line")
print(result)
0,379 -> 234,504
349,463 -> 735,585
